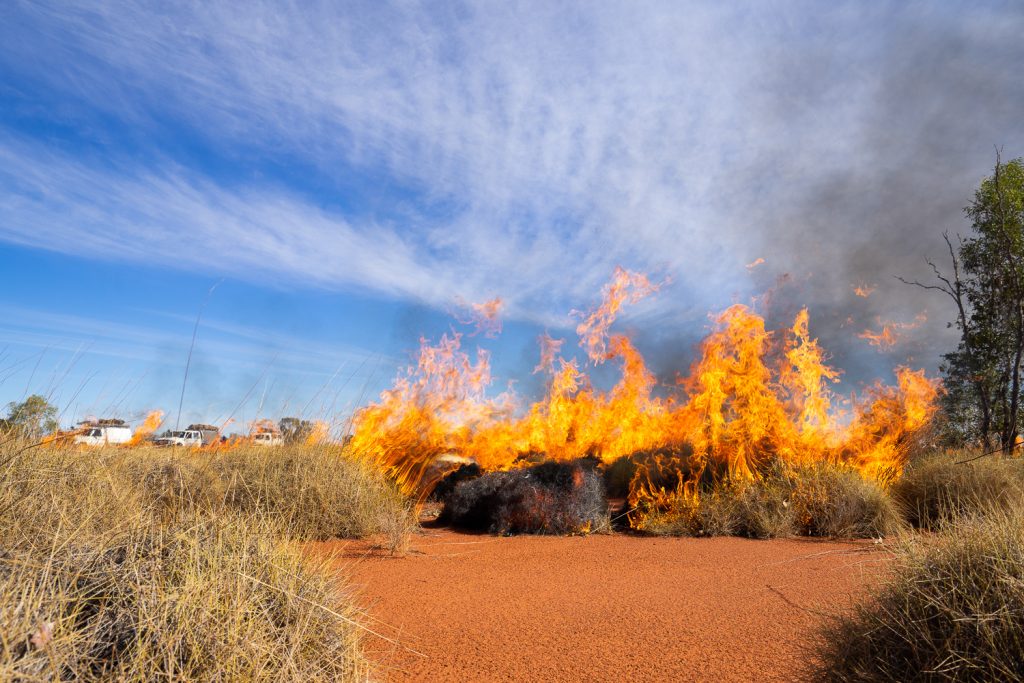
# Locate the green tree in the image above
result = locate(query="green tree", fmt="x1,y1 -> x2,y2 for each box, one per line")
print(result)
904,153 -> 1024,452
4,395 -> 59,440
279,417 -> 314,444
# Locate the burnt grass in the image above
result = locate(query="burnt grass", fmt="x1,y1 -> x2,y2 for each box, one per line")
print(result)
439,460 -> 609,535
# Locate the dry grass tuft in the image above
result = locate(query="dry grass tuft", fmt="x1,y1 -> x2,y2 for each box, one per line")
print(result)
814,506 -> 1024,682
891,450 -> 1024,529
0,440 -> 415,681
640,461 -> 900,539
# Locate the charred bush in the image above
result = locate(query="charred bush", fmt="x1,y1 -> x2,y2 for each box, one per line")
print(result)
602,455 -> 638,499
441,460 -> 608,535
429,462 -> 482,502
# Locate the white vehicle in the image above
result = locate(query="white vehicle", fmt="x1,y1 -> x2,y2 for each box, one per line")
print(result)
253,432 -> 283,446
154,429 -> 218,447
74,425 -> 133,446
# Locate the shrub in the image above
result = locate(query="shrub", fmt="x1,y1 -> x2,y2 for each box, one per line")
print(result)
814,507 -> 1024,682
891,451 -> 1024,529
731,475 -> 796,538
441,460 -> 609,534
602,454 -> 639,499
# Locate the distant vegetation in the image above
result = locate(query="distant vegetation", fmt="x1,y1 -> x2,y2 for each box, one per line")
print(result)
1,394 -> 58,439
906,154 -> 1024,451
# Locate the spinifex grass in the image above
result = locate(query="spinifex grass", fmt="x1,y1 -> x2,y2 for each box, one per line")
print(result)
638,460 -> 902,539
814,506 -> 1024,681
0,440 -> 415,681
891,449 -> 1024,529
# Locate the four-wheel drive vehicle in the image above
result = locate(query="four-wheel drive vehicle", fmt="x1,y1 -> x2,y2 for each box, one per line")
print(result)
154,428 -> 219,447
253,432 -> 283,446
74,425 -> 133,446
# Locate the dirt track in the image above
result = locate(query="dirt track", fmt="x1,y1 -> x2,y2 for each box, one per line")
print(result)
323,530 -> 885,682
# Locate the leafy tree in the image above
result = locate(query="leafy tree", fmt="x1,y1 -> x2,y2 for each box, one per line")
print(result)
4,395 -> 58,440
904,154 -> 1024,451
279,417 -> 314,444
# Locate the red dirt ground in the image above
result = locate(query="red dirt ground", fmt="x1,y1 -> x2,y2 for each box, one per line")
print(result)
322,530 -> 886,682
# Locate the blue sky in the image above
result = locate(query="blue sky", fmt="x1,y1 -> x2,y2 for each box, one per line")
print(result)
1,1 -> 1022,431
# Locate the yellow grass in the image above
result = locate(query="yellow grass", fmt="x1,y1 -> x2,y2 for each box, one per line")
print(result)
0,439 -> 416,681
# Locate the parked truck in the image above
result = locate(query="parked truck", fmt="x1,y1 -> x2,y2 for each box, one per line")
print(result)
74,421 -> 133,446
154,424 -> 220,447
253,431 -> 283,446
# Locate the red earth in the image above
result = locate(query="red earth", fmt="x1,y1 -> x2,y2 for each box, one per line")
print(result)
319,530 -> 886,682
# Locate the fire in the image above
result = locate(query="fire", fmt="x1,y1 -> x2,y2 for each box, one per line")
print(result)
304,420 -> 330,446
127,410 -> 164,446
859,313 -> 927,349
745,258 -> 765,270
349,270 -> 940,528
534,333 -> 565,374
457,297 -> 504,337
249,418 -> 278,436
852,283 -> 876,298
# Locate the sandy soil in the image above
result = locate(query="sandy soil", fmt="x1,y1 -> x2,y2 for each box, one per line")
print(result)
320,530 -> 886,683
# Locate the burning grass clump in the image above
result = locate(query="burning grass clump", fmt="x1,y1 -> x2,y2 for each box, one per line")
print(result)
441,460 -> 609,535
814,506 -> 1024,682
890,450 -> 1024,530
638,461 -> 900,539
0,441 -> 388,681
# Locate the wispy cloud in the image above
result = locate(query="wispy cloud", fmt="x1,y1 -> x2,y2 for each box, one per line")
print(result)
0,303 -> 385,376
1,1 -> 1022,350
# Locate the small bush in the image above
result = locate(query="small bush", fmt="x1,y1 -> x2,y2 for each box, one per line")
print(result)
441,460 -> 609,535
82,445 -> 415,543
732,476 -> 796,538
891,451 -> 1024,529
814,507 -> 1024,682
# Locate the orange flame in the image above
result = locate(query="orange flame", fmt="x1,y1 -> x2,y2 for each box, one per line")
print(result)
348,270 -> 939,526
457,297 -> 504,337
127,410 -> 164,446
575,267 -> 659,362
249,418 -> 279,436
304,420 -> 330,446
745,257 -> 765,270
533,333 -> 565,375
852,283 -> 876,298
859,313 -> 927,349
